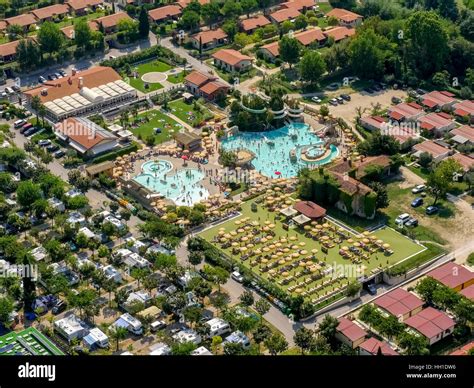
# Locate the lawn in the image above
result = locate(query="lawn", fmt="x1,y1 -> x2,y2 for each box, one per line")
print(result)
128,109 -> 182,144
168,98 -> 213,127
127,60 -> 172,93
199,196 -> 425,302
167,71 -> 186,84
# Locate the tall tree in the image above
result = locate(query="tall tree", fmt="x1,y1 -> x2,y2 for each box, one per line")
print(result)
74,19 -> 92,48
37,21 -> 63,55
299,51 -> 326,84
279,36 -> 300,68
427,159 -> 462,205
138,6 -> 150,38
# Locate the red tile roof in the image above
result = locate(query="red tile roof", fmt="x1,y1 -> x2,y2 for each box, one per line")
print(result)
293,201 -> 326,219
61,21 -> 98,39
453,100 -> 474,117
418,112 -> 455,131
460,284 -> 474,301
30,4 -> 70,20
449,153 -> 474,172
4,13 -> 37,27
241,15 -> 271,32
190,28 -> 227,45
427,262 -> 474,289
359,337 -> 399,355
185,71 -> 215,87
0,39 -> 22,58
326,8 -> 362,22
450,340 -> 474,355
450,125 -> 474,142
374,288 -> 424,318
148,5 -> 181,21
323,26 -> 355,42
405,307 -> 455,340
421,91 -> 458,107
176,0 -> 210,8
269,8 -> 301,23
55,117 -> 115,151
94,12 -> 132,29
280,0 -> 316,11
212,49 -> 252,66
295,27 -> 326,45
199,81 -> 228,95
261,41 -> 279,57
389,102 -> 423,120
66,0 -> 103,11
337,317 -> 367,342
413,140 -> 450,159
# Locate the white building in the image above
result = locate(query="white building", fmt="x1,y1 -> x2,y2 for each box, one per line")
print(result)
54,315 -> 88,343
102,265 -> 122,283
30,246 -> 48,262
191,346 -> 213,356
173,329 -> 202,345
113,313 -> 143,335
123,291 -> 151,312
149,342 -> 171,355
104,215 -> 126,230
225,331 -> 251,349
125,236 -> 147,254
205,318 -> 231,338
83,328 -> 109,349
67,212 -> 86,226
123,252 -> 150,269
78,226 -> 98,240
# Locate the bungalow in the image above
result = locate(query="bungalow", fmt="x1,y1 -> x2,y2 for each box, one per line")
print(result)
449,153 -> 474,173
417,112 -> 456,136
268,8 -> 302,24
61,20 -> 98,39
359,338 -> 399,356
148,5 -> 182,23
30,4 -> 70,23
280,0 -> 316,12
421,90 -> 458,111
452,100 -> 474,122
212,49 -> 253,73
405,307 -> 455,346
388,102 -> 424,122
54,315 -> 88,343
176,0 -> 210,8
426,262 -> 474,291
55,117 -> 118,157
322,26 -> 355,42
336,317 -> 367,349
326,8 -> 363,28
240,15 -> 271,34
412,140 -> 452,162
293,200 -> 326,220
0,40 -> 22,63
66,0 -> 104,15
373,288 -> 424,321
460,284 -> 474,301
259,41 -> 280,62
94,12 -> 133,34
450,125 -> 474,145
189,28 -> 227,51
2,14 -> 37,32
360,116 -> 388,132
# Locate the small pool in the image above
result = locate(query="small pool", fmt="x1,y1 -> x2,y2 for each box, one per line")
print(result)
134,160 -> 209,206
220,123 -> 339,178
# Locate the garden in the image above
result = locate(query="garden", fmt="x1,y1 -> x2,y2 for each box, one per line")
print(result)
128,109 -> 182,145
126,60 -> 173,93
168,98 -> 213,127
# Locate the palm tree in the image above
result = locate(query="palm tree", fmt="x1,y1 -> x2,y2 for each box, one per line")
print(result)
30,96 -> 41,125
109,327 -> 127,352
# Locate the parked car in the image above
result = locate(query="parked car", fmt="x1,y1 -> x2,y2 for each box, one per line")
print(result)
395,213 -> 411,225
329,98 -> 338,106
367,284 -> 377,295
405,217 -> 418,227
38,139 -> 51,147
311,96 -> 322,103
416,88 -> 427,95
336,96 -> 344,104
408,90 -> 419,99
150,320 -> 166,332
25,127 -> 40,137
425,205 -> 439,215
231,271 -> 244,283
411,184 -> 426,194
13,119 -> 26,128
46,144 -> 59,153
391,96 -> 402,104
4,87 -> 14,95
19,124 -> 33,134
54,150 -> 65,158
52,300 -> 67,315
38,76 -> 46,84
47,74 -> 57,81
340,94 -> 351,101
54,72 -> 63,79
11,85 -> 20,93
1,91 -> 7,99
411,197 -> 423,208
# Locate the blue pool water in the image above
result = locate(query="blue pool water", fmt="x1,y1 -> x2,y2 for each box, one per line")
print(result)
134,160 -> 209,206
220,123 -> 339,178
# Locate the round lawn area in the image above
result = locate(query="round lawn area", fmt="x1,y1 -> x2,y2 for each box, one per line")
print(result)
141,72 -> 168,84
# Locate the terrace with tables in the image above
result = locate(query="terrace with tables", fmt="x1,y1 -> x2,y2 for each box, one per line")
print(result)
200,188 -> 426,305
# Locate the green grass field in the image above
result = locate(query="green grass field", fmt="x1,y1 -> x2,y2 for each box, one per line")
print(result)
0,327 -> 64,356
168,99 -> 213,126
167,71 -> 186,84
200,197 -> 425,301
129,109 -> 182,144
127,60 -> 172,93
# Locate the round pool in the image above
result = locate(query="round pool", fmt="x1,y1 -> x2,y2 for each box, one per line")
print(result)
142,160 -> 173,175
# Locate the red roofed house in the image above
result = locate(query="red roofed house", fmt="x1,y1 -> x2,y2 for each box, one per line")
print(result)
184,71 -> 229,101
336,318 -> 367,349
61,21 -> 98,40
212,49 -> 252,73
66,0 -> 104,15
280,0 -> 316,12
412,140 -> 452,162
388,102 -> 424,122
421,91 -> 458,111
459,284 -> 474,301
417,112 -> 456,136
176,0 -> 210,8
450,125 -> 474,145
452,100 -> 474,123
189,28 -> 227,51
450,340 -> 474,355
94,12 -> 133,34
426,262 -> 474,291
449,153 -> 474,173
240,15 -> 271,34
269,8 -> 301,24
374,288 -> 424,321
260,41 -> 279,62
148,5 -> 182,23
405,307 -> 455,346
0,40 -> 23,63
360,116 -> 388,132
55,117 -> 118,157
30,4 -> 71,22
293,200 -> 326,220
3,13 -> 37,32
359,337 -> 399,356
323,26 -> 356,42
326,8 -> 363,27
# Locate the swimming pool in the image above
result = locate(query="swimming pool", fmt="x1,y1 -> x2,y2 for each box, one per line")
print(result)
134,160 -> 209,206
220,123 -> 339,178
